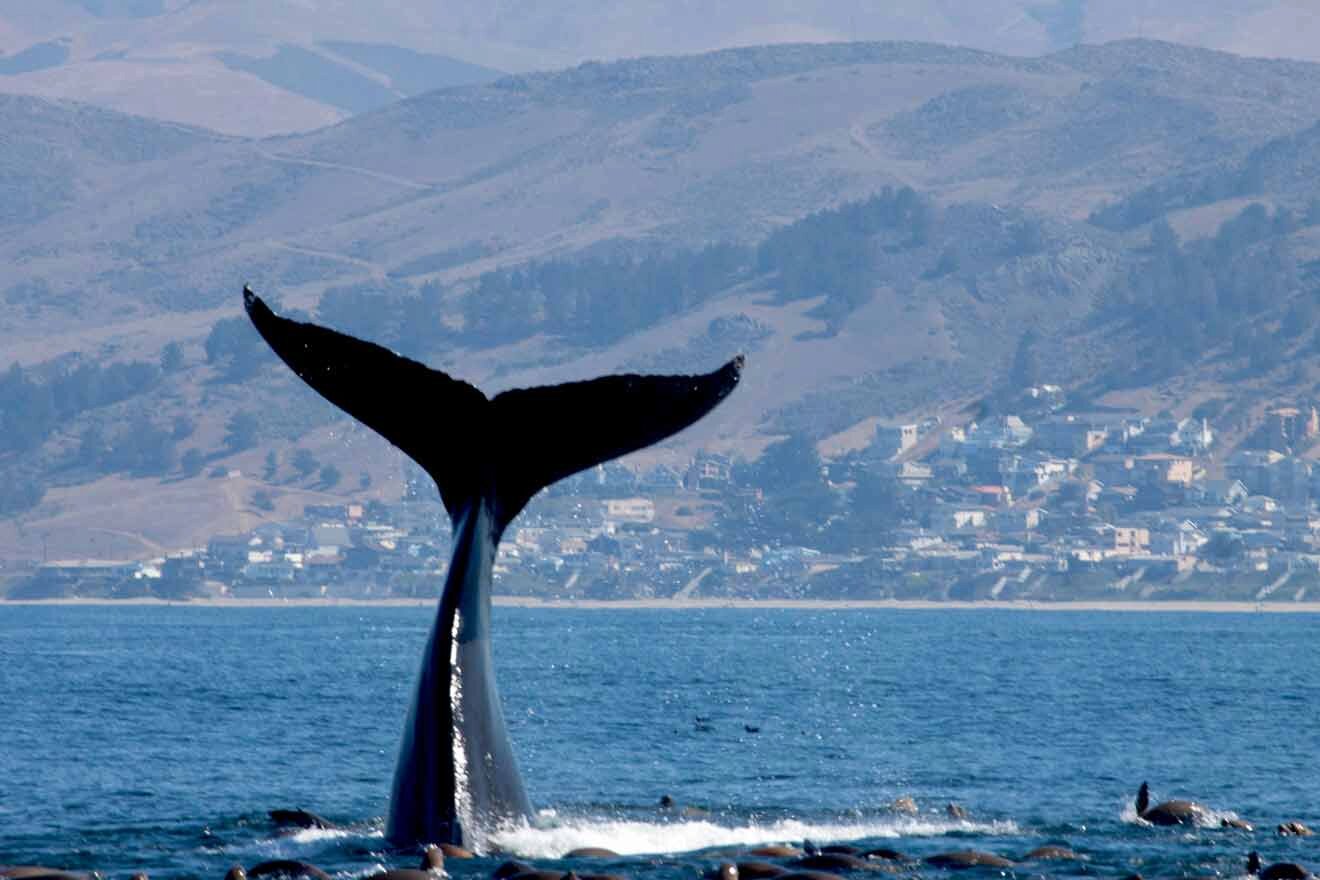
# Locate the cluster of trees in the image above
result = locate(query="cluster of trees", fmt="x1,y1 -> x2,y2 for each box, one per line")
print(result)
460,244 -> 749,346
756,186 -> 933,330
0,358 -> 162,456
1100,203 -> 1308,380
72,414 -> 192,478
719,431 -> 910,551
205,315 -> 274,381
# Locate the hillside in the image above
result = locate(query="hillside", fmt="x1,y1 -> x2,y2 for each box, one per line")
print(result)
4,3 -> 1320,135
3,38 -> 1320,564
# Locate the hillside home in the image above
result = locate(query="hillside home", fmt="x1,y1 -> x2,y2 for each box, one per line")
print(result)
1034,416 -> 1109,457
874,422 -> 920,460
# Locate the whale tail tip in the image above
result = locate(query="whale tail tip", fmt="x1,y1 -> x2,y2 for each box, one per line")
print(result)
243,286 -> 743,530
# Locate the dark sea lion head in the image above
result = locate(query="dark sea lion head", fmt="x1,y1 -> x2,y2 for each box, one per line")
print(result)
269,809 -> 333,831
492,862 -> 534,880
246,860 -> 332,880
659,795 -> 676,809
946,804 -> 969,819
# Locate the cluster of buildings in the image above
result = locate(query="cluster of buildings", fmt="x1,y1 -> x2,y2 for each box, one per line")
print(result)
851,395 -> 1320,600
10,392 -> 1320,602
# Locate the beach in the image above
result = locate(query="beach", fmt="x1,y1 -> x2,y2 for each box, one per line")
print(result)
5,595 -> 1320,612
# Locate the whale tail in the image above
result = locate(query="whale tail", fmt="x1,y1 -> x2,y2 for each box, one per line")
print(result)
243,286 -> 742,529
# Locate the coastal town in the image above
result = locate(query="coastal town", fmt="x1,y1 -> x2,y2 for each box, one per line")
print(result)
10,385 -> 1320,604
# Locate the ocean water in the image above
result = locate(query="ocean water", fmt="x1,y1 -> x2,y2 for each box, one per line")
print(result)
2,606 -> 1318,880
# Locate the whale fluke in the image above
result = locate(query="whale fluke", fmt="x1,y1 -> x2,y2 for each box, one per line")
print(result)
243,286 -> 742,530
244,285 -> 742,847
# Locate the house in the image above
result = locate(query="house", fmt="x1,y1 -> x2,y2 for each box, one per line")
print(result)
1131,453 -> 1196,486
1196,479 -> 1248,506
1110,525 -> 1151,555
1034,416 -> 1109,457
1226,449 -> 1285,495
1151,521 -> 1207,557
1264,405 -> 1319,451
602,498 -> 656,524
686,452 -> 732,489
934,507 -> 990,534
892,460 -> 934,487
874,422 -> 920,459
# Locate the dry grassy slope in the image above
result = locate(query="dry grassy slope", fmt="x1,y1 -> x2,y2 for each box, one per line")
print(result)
8,40 -> 1320,358
6,39 -> 1320,562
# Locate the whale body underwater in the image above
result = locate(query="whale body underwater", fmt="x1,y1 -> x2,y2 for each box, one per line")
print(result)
243,287 -> 742,847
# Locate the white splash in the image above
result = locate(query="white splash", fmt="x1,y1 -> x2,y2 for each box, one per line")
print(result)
485,814 -> 1021,859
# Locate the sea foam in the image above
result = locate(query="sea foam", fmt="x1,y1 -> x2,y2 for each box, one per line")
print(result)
486,813 -> 1021,858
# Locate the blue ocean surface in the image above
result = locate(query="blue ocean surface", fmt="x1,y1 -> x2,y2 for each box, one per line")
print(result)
2,606 -> 1317,879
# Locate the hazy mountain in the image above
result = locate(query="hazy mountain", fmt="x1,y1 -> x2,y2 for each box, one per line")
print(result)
2,2 -> 1320,134
3,37 -> 1320,561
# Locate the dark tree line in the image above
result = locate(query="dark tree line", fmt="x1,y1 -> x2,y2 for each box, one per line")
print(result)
461,244 -> 749,346
756,186 -> 933,330
1101,204 -> 1305,380
0,358 -> 162,456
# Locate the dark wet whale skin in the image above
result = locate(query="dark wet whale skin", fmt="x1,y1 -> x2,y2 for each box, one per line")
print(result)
386,495 -> 531,845
241,285 -> 742,849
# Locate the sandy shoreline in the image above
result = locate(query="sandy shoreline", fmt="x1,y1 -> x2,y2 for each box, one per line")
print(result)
3,596 -> 1320,613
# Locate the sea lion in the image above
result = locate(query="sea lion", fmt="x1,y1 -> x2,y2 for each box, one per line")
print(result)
1248,852 -> 1313,880
505,872 -> 566,880
0,869 -> 99,880
366,871 -> 434,880
747,847 -> 803,859
244,288 -> 743,847
1278,822 -> 1313,836
1223,817 -> 1254,831
269,809 -> 334,831
736,862 -> 787,879
945,804 -> 969,819
492,862 -> 535,880
247,861 -> 332,880
775,873 -> 845,880
925,852 -> 1015,869
224,868 -> 246,880
1023,846 -> 1078,861
791,855 -> 879,873
889,797 -> 918,815
564,849 -> 619,859
1135,782 -> 1210,826
419,847 -> 444,872
862,851 -> 905,863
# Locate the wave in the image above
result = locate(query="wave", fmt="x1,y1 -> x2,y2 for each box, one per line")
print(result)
486,813 -> 1022,859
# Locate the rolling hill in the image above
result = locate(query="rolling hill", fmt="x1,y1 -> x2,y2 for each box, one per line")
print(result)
3,37 -> 1320,563
3,2 -> 1320,135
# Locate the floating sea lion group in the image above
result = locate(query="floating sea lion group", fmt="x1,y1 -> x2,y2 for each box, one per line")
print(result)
4,783 -> 1314,880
